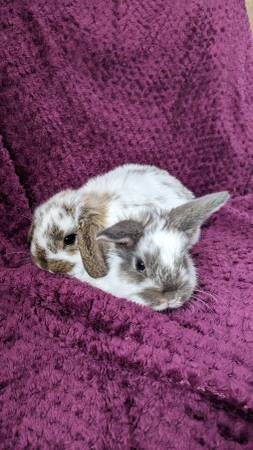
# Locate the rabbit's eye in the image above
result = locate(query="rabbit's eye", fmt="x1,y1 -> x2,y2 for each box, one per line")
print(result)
135,258 -> 145,272
64,234 -> 76,246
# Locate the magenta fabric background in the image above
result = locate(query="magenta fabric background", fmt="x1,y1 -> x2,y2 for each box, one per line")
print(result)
0,0 -> 253,448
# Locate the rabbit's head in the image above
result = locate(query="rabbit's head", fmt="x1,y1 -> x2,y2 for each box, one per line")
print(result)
29,188 -> 109,279
89,192 -> 229,310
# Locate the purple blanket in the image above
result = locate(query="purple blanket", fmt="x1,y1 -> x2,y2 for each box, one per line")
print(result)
0,1 -> 253,448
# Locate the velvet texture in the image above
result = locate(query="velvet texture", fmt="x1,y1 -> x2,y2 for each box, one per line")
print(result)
0,1 -> 253,448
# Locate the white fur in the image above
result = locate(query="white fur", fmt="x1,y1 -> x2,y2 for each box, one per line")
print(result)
76,164 -> 194,228
141,228 -> 188,270
31,164 -> 200,309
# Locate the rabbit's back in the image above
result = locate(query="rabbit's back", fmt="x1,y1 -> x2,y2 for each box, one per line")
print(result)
79,164 -> 194,227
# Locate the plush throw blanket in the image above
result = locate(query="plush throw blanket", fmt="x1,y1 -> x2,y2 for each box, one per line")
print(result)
0,1 -> 253,448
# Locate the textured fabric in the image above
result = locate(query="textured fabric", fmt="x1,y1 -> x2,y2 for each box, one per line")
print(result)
0,1 -> 253,448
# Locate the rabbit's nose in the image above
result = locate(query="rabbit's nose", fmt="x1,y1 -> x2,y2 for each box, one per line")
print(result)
168,298 -> 182,309
162,282 -> 180,298
153,298 -> 170,311
158,298 -> 169,306
154,296 -> 183,311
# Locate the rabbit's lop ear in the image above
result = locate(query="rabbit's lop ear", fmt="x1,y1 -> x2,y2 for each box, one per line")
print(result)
97,220 -> 144,249
77,208 -> 109,279
168,191 -> 230,239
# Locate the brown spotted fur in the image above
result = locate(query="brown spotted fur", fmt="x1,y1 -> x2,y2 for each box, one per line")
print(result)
33,243 -> 74,273
77,192 -> 115,278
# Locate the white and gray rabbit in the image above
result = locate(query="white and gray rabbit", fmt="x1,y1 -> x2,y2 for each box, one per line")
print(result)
29,164 -> 229,311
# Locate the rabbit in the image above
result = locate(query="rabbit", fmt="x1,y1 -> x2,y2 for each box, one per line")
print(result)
29,164 -> 229,311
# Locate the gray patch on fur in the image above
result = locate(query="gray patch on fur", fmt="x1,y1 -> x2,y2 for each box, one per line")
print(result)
117,242 -> 191,305
118,247 -> 146,284
165,191 -> 230,237
139,283 -> 193,308
139,254 -> 194,308
146,252 -> 185,290
97,220 -> 144,248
